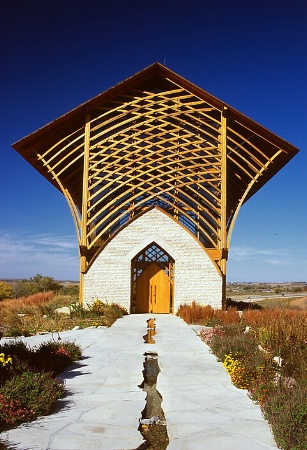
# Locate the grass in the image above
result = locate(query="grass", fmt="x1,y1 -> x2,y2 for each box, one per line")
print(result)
177,302 -> 307,450
176,301 -> 242,326
0,294 -> 128,337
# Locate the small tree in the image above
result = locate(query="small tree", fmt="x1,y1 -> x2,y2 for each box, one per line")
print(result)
13,274 -> 61,298
29,274 -> 61,293
0,281 -> 13,301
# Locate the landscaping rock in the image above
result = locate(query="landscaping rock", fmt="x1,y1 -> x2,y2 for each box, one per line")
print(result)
55,307 -> 70,315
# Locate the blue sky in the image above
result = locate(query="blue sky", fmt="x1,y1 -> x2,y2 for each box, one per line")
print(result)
1,0 -> 306,282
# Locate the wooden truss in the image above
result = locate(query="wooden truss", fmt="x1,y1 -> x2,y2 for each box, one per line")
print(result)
12,63 -> 298,302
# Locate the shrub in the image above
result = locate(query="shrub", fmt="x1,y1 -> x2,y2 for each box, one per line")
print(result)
58,284 -> 79,296
70,301 -> 127,326
0,282 -> 13,301
223,353 -> 256,389
209,324 -> 258,362
103,303 -> 128,322
0,353 -> 12,386
0,353 -> 12,368
0,291 -> 128,337
90,299 -> 105,315
0,437 -> 16,449
0,339 -> 81,378
57,340 -> 82,361
263,381 -> 307,450
0,393 -> 33,429
0,292 -> 55,329
195,312 -> 307,450
0,341 -> 32,365
34,343 -> 73,375
198,326 -> 225,346
0,339 -> 81,432
0,370 -> 64,430
177,302 -> 214,324
32,340 -> 81,375
13,274 -> 61,298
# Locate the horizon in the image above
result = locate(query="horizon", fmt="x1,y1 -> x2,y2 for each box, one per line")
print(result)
1,278 -> 306,286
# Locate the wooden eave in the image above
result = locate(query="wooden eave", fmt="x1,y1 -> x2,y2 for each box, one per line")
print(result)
12,62 -> 299,213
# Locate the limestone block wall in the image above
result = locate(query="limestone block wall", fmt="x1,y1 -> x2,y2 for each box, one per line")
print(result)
83,208 -> 222,312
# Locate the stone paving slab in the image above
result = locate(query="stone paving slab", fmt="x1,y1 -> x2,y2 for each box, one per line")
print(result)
0,314 -> 278,449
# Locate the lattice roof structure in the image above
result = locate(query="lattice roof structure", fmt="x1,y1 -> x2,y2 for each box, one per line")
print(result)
13,63 -> 298,300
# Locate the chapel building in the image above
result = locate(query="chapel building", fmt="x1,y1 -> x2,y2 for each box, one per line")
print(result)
12,63 -> 298,313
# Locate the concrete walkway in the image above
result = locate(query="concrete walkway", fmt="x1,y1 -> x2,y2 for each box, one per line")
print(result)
0,314 -> 277,450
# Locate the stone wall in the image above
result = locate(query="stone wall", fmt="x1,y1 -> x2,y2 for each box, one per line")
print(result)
83,208 -> 222,312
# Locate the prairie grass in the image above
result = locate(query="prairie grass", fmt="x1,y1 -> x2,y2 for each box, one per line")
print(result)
242,308 -> 307,359
176,301 -> 241,325
177,302 -> 307,450
0,292 -> 55,311
0,294 -> 127,337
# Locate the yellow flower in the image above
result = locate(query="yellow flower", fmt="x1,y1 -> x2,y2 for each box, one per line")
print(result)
0,353 -> 12,367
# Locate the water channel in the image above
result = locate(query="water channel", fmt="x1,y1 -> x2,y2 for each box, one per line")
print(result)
137,319 -> 169,450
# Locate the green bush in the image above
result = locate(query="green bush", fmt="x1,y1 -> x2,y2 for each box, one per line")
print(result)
0,282 -> 13,301
32,340 -> 81,375
198,320 -> 307,450
70,301 -> 127,326
0,339 -> 81,377
209,324 -> 258,362
104,303 -> 128,321
0,339 -> 82,432
263,381 -> 307,450
0,341 -> 31,361
58,340 -> 82,361
13,274 -> 61,298
0,370 -> 64,430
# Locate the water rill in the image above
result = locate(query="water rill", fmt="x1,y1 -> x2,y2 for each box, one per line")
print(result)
137,319 -> 169,449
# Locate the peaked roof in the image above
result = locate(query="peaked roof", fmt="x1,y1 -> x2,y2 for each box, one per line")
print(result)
13,62 -> 298,203
11,62 -> 300,262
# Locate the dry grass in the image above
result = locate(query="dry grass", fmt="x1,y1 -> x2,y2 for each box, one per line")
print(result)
185,302 -> 307,450
242,308 -> 307,350
289,296 -> 307,310
0,293 -> 126,336
176,301 -> 241,325
0,292 -> 54,313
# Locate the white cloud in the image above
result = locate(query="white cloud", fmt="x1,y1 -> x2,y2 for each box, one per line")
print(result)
30,234 -> 77,250
228,244 -> 306,282
229,245 -> 276,261
264,257 -> 290,266
0,230 -> 79,280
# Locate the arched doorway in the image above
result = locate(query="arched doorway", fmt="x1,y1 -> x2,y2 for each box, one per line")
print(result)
131,243 -> 174,313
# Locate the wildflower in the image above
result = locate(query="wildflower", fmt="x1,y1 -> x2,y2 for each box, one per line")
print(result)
272,356 -> 282,367
0,353 -> 12,367
55,347 -> 71,359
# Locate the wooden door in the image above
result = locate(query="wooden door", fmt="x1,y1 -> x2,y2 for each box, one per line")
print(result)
135,262 -> 170,313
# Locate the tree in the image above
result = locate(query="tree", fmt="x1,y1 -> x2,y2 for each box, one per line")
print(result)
13,274 -> 62,298
0,281 -> 13,301
29,274 -> 61,293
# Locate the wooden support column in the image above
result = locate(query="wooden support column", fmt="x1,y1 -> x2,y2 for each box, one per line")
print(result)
79,107 -> 91,304
220,106 -> 228,308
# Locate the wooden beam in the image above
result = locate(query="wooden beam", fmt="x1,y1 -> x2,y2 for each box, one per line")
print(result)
79,108 -> 91,303
220,107 -> 227,303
